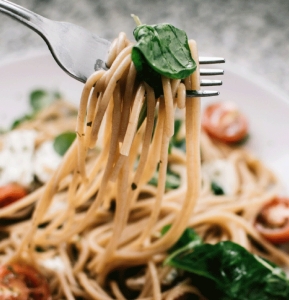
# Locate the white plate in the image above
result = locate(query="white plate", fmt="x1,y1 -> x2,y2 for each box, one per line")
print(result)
0,51 -> 289,191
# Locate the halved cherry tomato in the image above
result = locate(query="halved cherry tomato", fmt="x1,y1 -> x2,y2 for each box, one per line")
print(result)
0,262 -> 51,300
254,197 -> 289,244
202,101 -> 248,143
0,183 -> 27,208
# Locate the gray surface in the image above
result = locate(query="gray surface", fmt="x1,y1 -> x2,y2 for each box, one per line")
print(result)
0,0 -> 289,96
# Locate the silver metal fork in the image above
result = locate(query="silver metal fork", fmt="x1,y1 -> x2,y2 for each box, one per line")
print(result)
0,0 -> 224,97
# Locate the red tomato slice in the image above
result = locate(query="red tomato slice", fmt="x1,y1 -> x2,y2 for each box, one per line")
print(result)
0,262 -> 51,300
202,101 -> 248,143
0,183 -> 27,208
254,197 -> 289,244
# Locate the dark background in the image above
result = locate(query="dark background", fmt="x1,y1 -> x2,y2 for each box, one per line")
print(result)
0,0 -> 289,95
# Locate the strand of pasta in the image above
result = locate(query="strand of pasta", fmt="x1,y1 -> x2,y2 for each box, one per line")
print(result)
57,272 -> 75,300
96,85 -> 157,268
90,50 -> 132,144
96,158 -> 130,273
142,39 -> 201,252
73,238 -> 90,274
59,171 -> 81,240
161,76 -> 175,138
47,82 -> 117,246
62,82 -> 125,239
165,281 -> 206,300
135,99 -> 165,192
77,272 -> 113,300
137,99 -> 170,246
148,260 -> 162,300
119,84 -> 145,157
76,70 -> 105,179
118,62 -> 138,142
116,32 -> 129,54
15,139 -> 79,258
106,39 -> 118,68
125,84 -> 156,208
74,96 -> 114,207
59,244 -> 78,287
110,281 -> 126,300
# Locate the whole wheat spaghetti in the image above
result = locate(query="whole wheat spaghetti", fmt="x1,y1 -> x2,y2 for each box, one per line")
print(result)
0,30 -> 288,300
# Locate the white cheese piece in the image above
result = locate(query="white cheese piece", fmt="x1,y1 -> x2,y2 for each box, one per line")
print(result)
41,256 -> 65,272
0,130 -> 37,187
33,140 -> 62,183
202,159 -> 238,196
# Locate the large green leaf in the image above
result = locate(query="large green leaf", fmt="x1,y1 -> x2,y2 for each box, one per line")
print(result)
132,23 -> 196,96
165,240 -> 289,300
53,131 -> 76,156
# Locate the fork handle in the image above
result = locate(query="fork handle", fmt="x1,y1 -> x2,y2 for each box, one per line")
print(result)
0,0 -> 46,38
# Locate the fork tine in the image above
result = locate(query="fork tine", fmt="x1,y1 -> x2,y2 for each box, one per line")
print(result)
200,79 -> 222,86
199,57 -> 225,64
96,61 -> 223,96
186,90 -> 219,97
200,69 -> 224,76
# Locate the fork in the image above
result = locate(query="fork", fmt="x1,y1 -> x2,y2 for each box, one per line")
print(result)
0,0 -> 224,97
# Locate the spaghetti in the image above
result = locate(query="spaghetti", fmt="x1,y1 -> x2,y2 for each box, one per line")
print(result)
0,30 -> 288,300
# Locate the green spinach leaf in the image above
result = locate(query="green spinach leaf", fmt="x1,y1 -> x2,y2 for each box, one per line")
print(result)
162,225 -> 202,255
30,89 -> 61,112
149,166 -> 181,190
169,119 -> 186,153
53,131 -> 76,156
11,89 -> 61,129
132,23 -> 196,96
11,114 -> 33,130
211,181 -> 224,195
165,239 -> 289,300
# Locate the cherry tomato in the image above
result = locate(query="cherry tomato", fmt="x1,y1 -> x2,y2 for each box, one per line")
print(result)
255,197 -> 289,244
0,184 -> 27,208
0,262 -> 51,300
202,101 -> 248,143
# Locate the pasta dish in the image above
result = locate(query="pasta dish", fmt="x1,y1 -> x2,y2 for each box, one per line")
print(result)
0,20 -> 289,300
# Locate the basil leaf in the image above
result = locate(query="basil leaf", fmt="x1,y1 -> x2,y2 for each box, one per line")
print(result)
149,166 -> 181,190
211,181 -> 224,195
11,114 -> 33,129
30,89 -> 61,112
10,89 -> 61,129
132,23 -> 196,96
53,131 -> 76,156
165,169 -> 181,189
162,225 -> 202,255
169,119 -> 186,153
174,119 -> 183,135
165,240 -> 289,300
